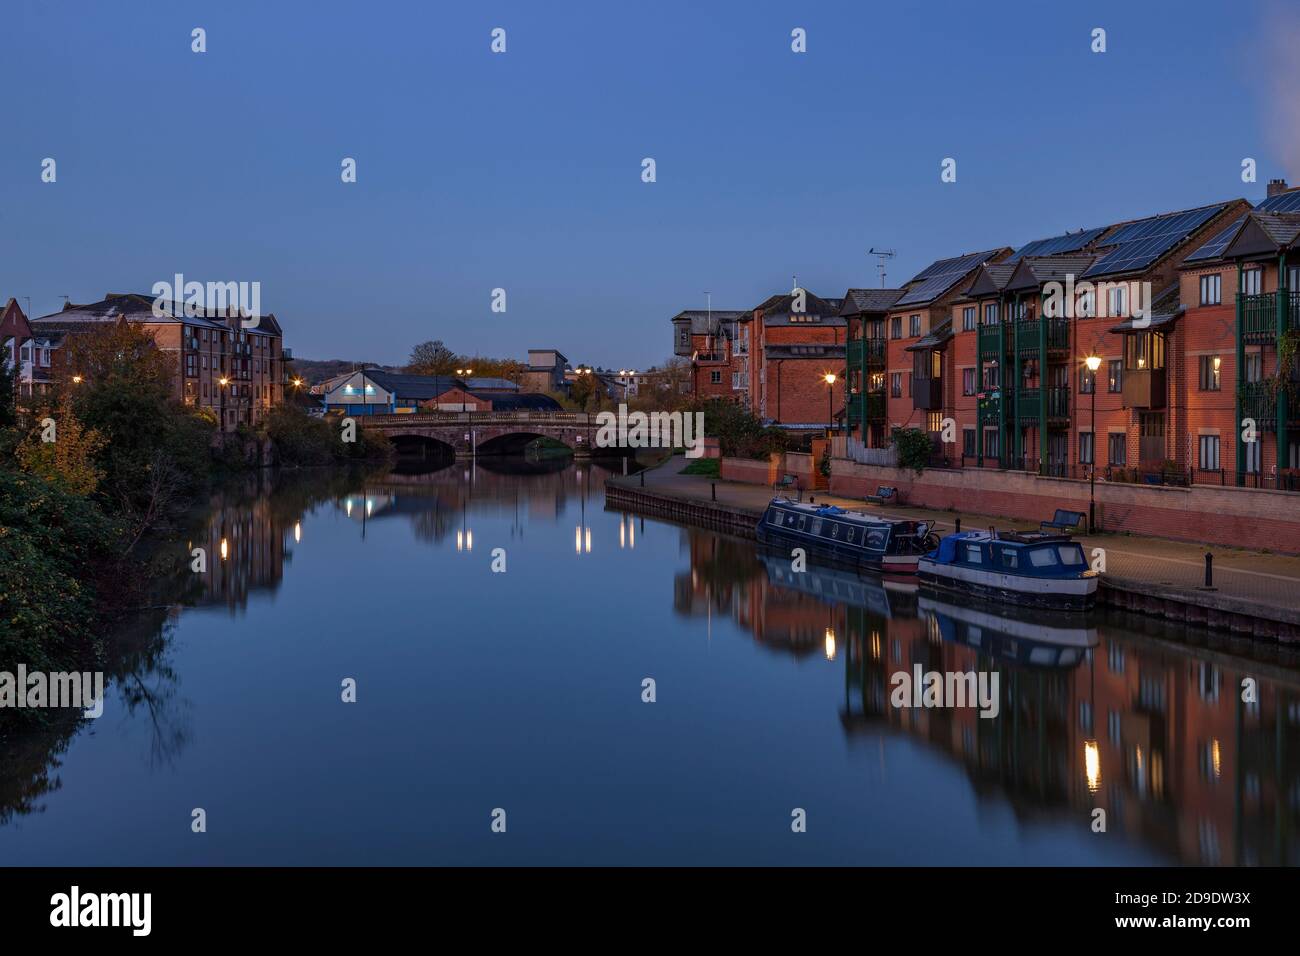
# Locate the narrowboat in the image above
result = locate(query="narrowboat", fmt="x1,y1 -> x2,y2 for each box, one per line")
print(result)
759,553 -> 918,620
918,530 -> 1098,610
756,498 -> 938,575
918,595 -> 1098,670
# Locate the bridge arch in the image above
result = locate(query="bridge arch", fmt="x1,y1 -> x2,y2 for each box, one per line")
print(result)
475,431 -> 574,456
386,432 -> 457,460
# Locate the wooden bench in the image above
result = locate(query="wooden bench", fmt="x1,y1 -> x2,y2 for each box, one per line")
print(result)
772,474 -> 800,499
1040,509 -> 1086,535
865,486 -> 898,506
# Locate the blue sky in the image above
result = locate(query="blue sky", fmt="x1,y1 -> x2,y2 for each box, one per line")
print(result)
2,0 -> 1294,369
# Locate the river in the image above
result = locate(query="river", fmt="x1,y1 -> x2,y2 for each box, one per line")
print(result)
2,459 -> 1297,865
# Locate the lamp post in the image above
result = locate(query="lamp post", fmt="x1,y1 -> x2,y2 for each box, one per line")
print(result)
456,368 -> 474,413
219,376 -> 229,432
1085,355 -> 1101,533
824,372 -> 837,436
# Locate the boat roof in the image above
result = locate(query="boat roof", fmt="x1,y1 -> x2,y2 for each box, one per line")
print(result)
768,498 -> 916,526
946,529 -> 1077,547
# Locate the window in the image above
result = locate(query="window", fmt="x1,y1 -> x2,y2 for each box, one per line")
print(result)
962,428 -> 976,457
1077,287 -> 1095,317
926,411 -> 942,433
963,544 -> 983,564
962,307 -> 976,331
1243,269 -> 1261,295
1108,433 -> 1127,466
962,368 -> 976,395
1198,355 -> 1221,391
983,428 -> 1000,459
1080,431 -> 1094,465
1199,435 -> 1221,471
1245,437 -> 1261,474
909,315 -> 921,337
983,303 -> 999,325
1290,266 -> 1300,291
1107,360 -> 1123,393
890,372 -> 902,398
982,364 -> 1000,389
1080,367 -> 1095,394
1243,352 -> 1262,383
1107,284 -> 1127,317
1057,546 -> 1084,566
890,317 -> 902,339
1125,331 -> 1165,371
1028,547 -> 1060,568
677,328 -> 689,348
999,547 -> 1019,569
1199,274 -> 1221,305
710,370 -> 721,384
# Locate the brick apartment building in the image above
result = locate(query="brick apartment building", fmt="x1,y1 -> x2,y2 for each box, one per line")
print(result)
670,309 -> 748,401
743,290 -> 846,429
31,292 -> 289,432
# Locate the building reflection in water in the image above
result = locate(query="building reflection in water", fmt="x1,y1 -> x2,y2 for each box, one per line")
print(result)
674,525 -> 1300,866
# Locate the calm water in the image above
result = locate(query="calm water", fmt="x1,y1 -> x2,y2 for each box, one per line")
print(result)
2,459 -> 1298,866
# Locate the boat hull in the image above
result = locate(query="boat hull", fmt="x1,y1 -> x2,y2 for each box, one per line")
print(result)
917,557 -> 1097,611
756,523 -> 920,574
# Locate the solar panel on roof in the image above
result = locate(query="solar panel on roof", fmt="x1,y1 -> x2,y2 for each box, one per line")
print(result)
1008,225 -> 1109,262
1185,216 -> 1244,262
1259,190 -> 1300,212
1083,205 -> 1226,277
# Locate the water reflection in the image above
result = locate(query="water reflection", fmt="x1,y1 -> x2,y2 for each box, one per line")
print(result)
3,461 -> 1298,866
675,527 -> 1300,865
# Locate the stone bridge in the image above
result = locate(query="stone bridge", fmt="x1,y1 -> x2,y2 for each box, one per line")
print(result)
357,411 -> 600,458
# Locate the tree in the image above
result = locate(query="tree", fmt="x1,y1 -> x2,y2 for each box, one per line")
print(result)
16,399 -> 107,495
0,355 -> 15,429
407,340 -> 458,376
568,370 -> 597,409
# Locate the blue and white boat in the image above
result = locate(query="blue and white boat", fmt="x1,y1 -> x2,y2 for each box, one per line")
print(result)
918,530 -> 1099,610
757,498 -> 938,575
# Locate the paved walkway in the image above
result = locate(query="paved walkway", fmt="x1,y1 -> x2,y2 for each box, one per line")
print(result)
614,456 -> 1300,616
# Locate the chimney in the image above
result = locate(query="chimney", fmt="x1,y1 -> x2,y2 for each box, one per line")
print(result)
1267,178 -> 1290,197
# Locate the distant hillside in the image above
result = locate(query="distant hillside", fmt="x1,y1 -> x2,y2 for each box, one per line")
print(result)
288,358 -> 403,385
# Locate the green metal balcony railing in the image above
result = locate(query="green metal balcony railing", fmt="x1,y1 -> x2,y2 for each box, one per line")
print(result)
1240,291 -> 1300,345
847,337 -> 887,368
1014,318 -> 1070,353
1016,386 -> 1070,421
977,324 -> 1003,356
1239,382 -> 1278,430
847,391 -> 886,424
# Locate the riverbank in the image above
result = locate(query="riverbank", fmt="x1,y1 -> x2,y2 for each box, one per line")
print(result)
606,456 -> 1300,641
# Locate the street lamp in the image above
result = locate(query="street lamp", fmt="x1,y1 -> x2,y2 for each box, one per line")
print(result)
1084,355 -> 1101,533
824,372 -> 837,436
219,376 -> 229,432
456,368 -> 474,413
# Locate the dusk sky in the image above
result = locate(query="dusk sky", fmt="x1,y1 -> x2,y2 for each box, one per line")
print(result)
3,0 -> 1295,369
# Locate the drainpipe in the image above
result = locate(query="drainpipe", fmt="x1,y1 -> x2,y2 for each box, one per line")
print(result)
1039,289 -> 1049,475
1235,261 -> 1245,485
1278,251 -> 1290,472
1013,292 -> 1023,468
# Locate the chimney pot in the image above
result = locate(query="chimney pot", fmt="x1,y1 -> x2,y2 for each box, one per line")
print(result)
1267,178 -> 1290,197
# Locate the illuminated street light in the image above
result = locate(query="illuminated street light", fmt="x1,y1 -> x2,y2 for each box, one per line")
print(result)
1084,355 -> 1102,532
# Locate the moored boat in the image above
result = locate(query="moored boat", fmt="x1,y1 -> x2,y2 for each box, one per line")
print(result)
756,497 -> 937,575
918,530 -> 1098,610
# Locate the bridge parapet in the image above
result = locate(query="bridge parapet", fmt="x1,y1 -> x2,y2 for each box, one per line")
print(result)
362,411 -> 591,427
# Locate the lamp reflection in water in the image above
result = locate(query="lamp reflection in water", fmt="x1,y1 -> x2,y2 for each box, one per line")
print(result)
220,537 -> 229,561
1084,739 -> 1101,793
574,525 -> 592,555
823,627 -> 836,661
294,521 -> 301,544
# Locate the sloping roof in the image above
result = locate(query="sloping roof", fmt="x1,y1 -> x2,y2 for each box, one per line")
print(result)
671,309 -> 746,335
1004,254 -> 1100,291
896,249 -> 1008,307
362,369 -> 465,400
478,392 -> 563,411
905,318 -> 954,351
753,290 -> 841,317
839,288 -> 906,314
32,292 -> 280,335
464,377 -> 519,391
1082,202 -> 1231,278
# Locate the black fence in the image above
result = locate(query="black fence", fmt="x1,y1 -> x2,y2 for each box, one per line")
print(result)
954,457 -> 1300,491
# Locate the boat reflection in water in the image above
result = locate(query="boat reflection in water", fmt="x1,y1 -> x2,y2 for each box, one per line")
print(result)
918,593 -> 1098,670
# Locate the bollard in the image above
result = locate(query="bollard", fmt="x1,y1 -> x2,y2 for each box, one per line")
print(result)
711,482 -> 716,502
1205,552 -> 1213,588
640,470 -> 644,487
622,456 -> 628,476
989,525 -> 996,540
955,518 -> 961,534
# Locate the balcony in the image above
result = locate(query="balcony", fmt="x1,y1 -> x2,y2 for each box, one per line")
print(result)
1240,291 -> 1300,345
847,337 -> 887,369
977,324 -> 1003,357
282,347 -> 293,360
1017,386 -> 1070,422
847,391 -> 886,424
1239,382 -> 1278,430
1121,366 -> 1166,409
1014,318 -> 1070,353
695,351 -> 727,364
912,376 -> 942,410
